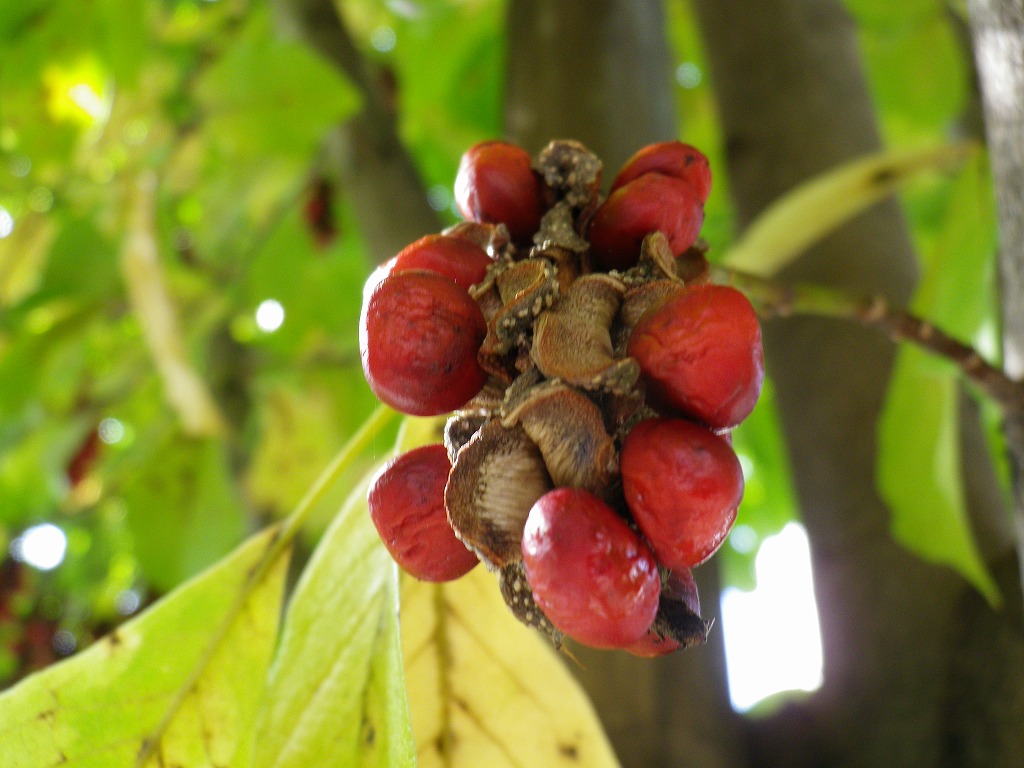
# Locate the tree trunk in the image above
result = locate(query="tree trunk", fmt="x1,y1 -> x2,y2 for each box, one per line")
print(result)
967,0 -> 1024,612
504,0 -> 676,174
694,0 -> 1024,765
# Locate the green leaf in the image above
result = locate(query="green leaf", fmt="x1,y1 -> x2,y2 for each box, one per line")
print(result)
36,217 -> 120,302
0,0 -> 51,42
878,348 -> 998,602
877,155 -> 1000,602
723,143 -> 974,276
859,15 -> 966,131
195,30 -> 361,160
121,434 -> 248,593
0,526 -> 290,767
251,474 -> 415,768
914,154 -> 997,337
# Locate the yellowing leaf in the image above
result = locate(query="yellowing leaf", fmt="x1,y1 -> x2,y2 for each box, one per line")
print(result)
252,475 -> 415,768
723,143 -> 975,276
401,568 -> 621,768
0,526 -> 289,767
395,415 -> 449,453
245,386 -> 349,514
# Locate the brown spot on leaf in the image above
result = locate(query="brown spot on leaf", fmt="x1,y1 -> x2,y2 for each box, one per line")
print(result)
869,166 -> 898,187
559,742 -> 580,760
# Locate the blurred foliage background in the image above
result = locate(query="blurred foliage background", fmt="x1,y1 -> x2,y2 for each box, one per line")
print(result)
0,0 -> 998,689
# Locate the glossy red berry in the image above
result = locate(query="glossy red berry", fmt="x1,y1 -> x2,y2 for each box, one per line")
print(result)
625,569 -> 701,658
454,140 -> 545,244
610,141 -> 712,203
370,234 -> 493,295
368,444 -> 479,582
621,418 -> 743,571
521,487 -> 661,649
360,270 -> 488,416
587,173 -> 704,271
627,283 -> 763,430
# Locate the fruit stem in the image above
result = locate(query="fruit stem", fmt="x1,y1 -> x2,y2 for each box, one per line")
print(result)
278,404 -> 400,548
712,265 -> 1024,417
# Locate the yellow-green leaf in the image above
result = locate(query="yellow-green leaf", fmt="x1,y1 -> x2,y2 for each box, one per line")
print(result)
251,475 -> 415,768
395,415 -> 449,453
723,143 -> 974,276
401,568 -> 621,768
878,347 -> 998,603
0,526 -> 289,767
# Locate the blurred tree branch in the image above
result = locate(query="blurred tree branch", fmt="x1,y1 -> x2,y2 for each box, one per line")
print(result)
121,172 -> 227,438
272,0 -> 440,264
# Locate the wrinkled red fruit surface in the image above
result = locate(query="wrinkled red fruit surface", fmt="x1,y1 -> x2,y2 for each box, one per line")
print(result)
625,569 -> 701,658
360,270 -> 487,416
454,140 -> 545,244
610,141 -> 712,203
588,173 -> 704,271
627,283 -> 764,430
368,444 -> 479,582
522,487 -> 661,648
368,234 -> 493,296
622,418 -> 743,570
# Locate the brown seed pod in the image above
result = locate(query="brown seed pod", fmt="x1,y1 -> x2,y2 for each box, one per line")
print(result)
442,220 -> 512,259
443,410 -> 491,464
532,273 -> 640,394
501,379 -> 618,501
534,200 -> 591,253
484,258 -> 560,353
499,560 -> 563,645
445,420 -> 552,569
533,139 -> 603,212
621,231 -> 684,286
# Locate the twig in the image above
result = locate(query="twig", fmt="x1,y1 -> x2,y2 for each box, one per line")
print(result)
120,172 -> 227,437
712,264 -> 1024,418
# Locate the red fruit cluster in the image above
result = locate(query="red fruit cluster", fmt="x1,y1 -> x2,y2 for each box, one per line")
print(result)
360,139 -> 764,655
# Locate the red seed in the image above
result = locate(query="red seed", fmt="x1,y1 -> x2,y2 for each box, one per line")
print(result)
368,444 -> 479,582
360,270 -> 487,416
610,141 -> 712,203
627,283 -> 764,430
454,140 -> 545,244
369,234 -> 493,295
588,173 -> 704,271
621,418 -> 743,570
522,487 -> 661,649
